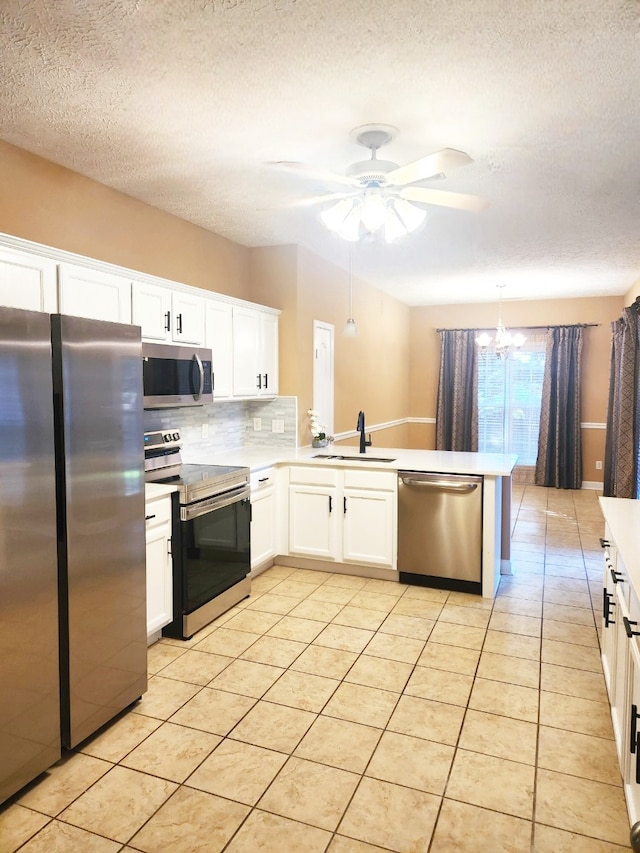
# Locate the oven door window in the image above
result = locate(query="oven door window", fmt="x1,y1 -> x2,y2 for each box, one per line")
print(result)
182,499 -> 250,613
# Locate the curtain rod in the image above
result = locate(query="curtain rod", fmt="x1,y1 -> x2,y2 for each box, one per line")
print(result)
436,323 -> 600,332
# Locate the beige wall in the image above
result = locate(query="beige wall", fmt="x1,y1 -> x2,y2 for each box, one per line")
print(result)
249,245 -> 411,446
0,140 -> 250,299
409,295 -> 623,480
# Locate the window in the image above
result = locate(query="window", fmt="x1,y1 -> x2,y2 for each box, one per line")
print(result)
477,339 -> 546,465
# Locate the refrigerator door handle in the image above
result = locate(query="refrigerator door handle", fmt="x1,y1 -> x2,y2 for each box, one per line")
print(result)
193,353 -> 204,400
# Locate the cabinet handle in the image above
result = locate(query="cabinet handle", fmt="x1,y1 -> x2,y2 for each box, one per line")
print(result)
599,537 -> 610,549
624,617 -> 640,638
328,495 -> 332,513
631,704 -> 640,754
257,374 -> 262,390
164,311 -> 171,332
167,537 -> 172,556
177,313 -> 183,334
212,371 -> 215,391
603,590 -> 615,627
343,496 -> 347,514
611,567 -> 625,584
145,514 -> 156,521
258,477 -> 269,483
635,733 -> 640,784
264,373 -> 268,389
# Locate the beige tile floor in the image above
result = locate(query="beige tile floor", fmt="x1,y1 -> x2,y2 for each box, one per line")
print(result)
0,486 -> 633,852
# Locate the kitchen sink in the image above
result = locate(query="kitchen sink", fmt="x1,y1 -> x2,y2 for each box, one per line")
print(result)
312,454 -> 396,463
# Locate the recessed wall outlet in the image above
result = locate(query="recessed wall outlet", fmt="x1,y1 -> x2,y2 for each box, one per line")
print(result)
253,418 -> 262,431
272,419 -> 285,433
595,460 -> 603,470
202,423 -> 209,439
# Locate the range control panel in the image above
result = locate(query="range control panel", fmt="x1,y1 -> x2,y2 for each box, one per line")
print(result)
144,429 -> 182,453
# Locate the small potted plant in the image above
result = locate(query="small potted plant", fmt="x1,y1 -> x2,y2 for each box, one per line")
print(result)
307,409 -> 329,448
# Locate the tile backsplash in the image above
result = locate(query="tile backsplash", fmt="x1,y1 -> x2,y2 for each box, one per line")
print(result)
143,396 -> 298,455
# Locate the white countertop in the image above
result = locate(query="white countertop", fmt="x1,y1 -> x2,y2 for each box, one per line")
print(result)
145,482 -> 177,501
600,497 -> 640,585
182,445 -> 518,477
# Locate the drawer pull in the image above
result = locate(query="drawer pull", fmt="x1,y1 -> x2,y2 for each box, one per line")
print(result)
610,567 -> 625,584
603,590 -> 615,627
145,514 -> 156,521
599,537 -> 610,549
635,733 -> 640,785
624,617 -> 640,639
258,477 -> 270,483
631,704 -> 640,754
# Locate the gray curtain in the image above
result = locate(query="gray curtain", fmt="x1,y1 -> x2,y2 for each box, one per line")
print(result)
535,326 -> 583,489
435,329 -> 478,451
603,307 -> 640,497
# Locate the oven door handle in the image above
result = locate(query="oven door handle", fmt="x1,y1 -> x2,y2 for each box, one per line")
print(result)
180,484 -> 250,521
192,353 -> 205,401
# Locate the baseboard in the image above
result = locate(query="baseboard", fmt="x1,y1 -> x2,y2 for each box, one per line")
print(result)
274,555 -> 399,581
581,480 -> 604,491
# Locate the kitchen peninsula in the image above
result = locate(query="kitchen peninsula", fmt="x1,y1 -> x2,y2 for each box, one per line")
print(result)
181,445 -> 518,599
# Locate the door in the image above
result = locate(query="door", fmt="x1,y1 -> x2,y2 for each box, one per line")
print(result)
58,262 -> 132,323
313,321 -> 334,437
289,484 -> 338,560
232,306 -> 260,396
0,308 -> 60,804
172,291 -> 204,345
206,299 -> 233,398
0,246 -> 57,312
343,488 -> 395,567
259,311 -> 279,395
132,281 -> 172,341
251,487 -> 276,569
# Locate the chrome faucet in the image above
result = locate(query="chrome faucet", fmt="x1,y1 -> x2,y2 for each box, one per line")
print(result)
357,410 -> 372,454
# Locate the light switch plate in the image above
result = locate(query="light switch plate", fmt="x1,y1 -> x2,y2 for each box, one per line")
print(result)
253,418 -> 262,431
202,423 -> 209,439
272,419 -> 285,433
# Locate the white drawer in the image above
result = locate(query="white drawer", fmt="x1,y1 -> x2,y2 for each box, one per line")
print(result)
289,465 -> 339,486
145,495 -> 172,528
251,467 -> 275,492
343,468 -> 397,491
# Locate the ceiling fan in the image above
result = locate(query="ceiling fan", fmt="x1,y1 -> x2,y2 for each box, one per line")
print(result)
274,124 -> 488,242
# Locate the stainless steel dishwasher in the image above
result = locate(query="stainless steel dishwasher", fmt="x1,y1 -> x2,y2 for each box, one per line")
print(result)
397,471 -> 483,594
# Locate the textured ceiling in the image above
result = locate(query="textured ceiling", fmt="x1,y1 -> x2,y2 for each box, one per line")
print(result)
1,0 -> 640,305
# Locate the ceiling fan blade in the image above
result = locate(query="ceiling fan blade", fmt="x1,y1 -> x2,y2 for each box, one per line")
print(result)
284,192 -> 356,208
386,148 -> 473,186
269,161 -> 358,188
398,186 -> 489,212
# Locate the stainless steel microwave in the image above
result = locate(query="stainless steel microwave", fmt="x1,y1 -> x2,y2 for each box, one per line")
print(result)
142,342 -> 213,408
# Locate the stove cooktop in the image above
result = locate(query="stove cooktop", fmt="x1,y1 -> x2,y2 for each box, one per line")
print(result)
146,463 -> 250,504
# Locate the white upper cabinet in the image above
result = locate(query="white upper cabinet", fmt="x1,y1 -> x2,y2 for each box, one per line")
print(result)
205,299 -> 233,399
132,281 -> 204,345
58,263 -> 132,323
131,281 -> 171,340
232,305 -> 279,397
0,246 -> 57,312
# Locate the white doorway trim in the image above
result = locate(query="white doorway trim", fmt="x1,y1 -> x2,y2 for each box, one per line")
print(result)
313,320 -> 335,437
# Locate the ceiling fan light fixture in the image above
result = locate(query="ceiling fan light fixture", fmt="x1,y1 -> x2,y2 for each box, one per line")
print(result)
338,200 -> 362,241
384,203 -> 408,243
360,185 -> 387,232
320,197 -> 353,232
393,197 -> 427,233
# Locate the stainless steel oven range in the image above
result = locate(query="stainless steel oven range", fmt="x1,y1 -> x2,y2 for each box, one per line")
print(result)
144,430 -> 251,639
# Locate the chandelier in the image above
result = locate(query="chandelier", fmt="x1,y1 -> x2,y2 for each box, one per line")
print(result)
476,285 -> 526,358
320,188 -> 427,242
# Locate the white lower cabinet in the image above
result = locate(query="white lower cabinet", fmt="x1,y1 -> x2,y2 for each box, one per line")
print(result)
600,509 -> 640,839
288,466 -> 396,568
145,495 -> 173,640
250,468 -> 277,570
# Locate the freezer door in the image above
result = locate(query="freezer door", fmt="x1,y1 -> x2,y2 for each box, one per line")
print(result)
0,308 -> 60,804
52,315 -> 147,748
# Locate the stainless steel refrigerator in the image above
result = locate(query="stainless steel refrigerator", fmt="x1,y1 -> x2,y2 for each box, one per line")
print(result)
0,309 -> 147,803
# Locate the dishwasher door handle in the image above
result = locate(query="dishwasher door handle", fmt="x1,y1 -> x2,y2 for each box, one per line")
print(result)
400,477 -> 478,493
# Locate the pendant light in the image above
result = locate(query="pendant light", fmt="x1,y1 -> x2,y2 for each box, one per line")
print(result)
343,245 -> 359,337
476,284 -> 525,358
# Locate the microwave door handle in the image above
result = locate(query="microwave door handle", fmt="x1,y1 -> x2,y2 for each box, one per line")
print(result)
193,353 -> 204,400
